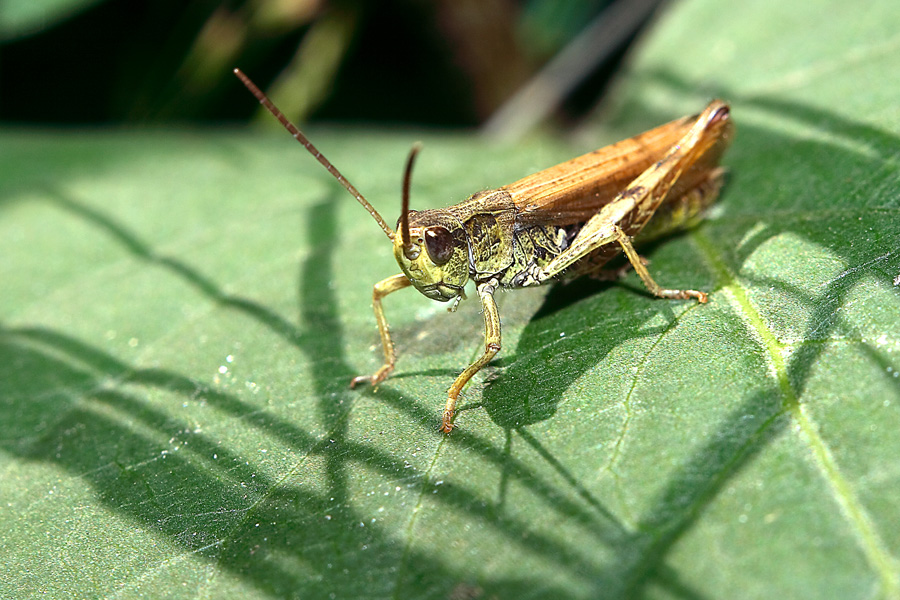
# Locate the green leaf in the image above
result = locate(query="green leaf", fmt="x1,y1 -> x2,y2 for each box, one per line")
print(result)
2,1 -> 900,598
0,0 -> 105,40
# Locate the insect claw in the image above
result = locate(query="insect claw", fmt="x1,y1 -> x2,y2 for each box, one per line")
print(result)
349,375 -> 368,389
691,290 -> 709,304
439,410 -> 457,434
350,364 -> 394,389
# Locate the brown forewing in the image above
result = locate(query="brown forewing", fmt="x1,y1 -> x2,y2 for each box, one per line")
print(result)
504,107 -> 729,228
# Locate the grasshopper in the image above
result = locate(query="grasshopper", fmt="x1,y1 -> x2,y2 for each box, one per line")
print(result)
234,68 -> 733,433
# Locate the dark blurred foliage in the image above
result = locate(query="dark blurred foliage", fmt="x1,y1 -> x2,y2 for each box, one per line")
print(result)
0,0 -> 665,129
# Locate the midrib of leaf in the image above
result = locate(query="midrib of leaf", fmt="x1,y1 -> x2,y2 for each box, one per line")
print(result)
693,229 -> 900,598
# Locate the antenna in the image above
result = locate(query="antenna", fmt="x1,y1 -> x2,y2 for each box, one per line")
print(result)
233,68 -> 395,240
400,143 -> 421,258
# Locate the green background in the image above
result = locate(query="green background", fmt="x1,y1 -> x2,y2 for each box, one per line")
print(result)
2,0 -> 899,598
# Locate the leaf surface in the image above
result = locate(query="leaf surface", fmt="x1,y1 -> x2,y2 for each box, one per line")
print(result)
2,1 -> 900,598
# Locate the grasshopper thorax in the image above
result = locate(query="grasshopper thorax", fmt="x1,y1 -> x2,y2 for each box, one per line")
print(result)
394,211 -> 470,302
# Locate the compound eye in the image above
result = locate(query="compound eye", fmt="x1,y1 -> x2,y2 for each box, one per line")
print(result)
424,226 -> 454,265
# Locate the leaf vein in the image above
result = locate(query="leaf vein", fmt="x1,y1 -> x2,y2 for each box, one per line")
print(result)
693,229 -> 900,597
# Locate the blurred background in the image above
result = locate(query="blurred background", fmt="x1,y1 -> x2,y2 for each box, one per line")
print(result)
0,0 -> 668,135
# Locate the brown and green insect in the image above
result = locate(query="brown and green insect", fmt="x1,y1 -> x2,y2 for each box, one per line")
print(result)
234,68 -> 734,433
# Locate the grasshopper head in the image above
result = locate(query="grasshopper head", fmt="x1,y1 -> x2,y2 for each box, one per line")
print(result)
394,212 -> 469,302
